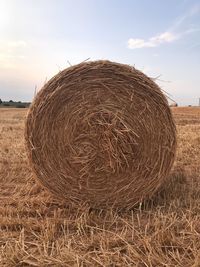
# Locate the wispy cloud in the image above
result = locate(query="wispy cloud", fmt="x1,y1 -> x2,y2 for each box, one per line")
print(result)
128,3 -> 200,49
189,3 -> 200,16
128,32 -> 178,49
171,3 -> 200,31
8,41 -> 27,48
0,40 -> 27,69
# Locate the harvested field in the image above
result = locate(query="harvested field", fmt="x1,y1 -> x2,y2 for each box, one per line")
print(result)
172,107 -> 200,126
0,107 -> 200,266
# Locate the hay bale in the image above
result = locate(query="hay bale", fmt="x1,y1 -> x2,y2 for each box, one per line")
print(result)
25,60 -> 176,209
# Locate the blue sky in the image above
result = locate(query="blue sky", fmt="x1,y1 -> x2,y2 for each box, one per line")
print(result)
0,0 -> 200,105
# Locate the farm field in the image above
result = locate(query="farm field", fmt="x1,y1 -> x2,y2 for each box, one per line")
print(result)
0,107 -> 200,267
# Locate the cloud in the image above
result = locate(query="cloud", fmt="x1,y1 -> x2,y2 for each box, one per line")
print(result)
8,40 -> 27,48
128,3 -> 200,50
0,40 -> 27,69
128,31 -> 178,49
172,3 -> 200,31
189,3 -> 200,16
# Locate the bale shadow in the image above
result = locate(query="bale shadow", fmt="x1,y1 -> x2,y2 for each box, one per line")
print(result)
140,167 -> 189,211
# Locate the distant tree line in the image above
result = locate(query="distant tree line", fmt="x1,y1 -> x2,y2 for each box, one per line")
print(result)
0,99 -> 31,108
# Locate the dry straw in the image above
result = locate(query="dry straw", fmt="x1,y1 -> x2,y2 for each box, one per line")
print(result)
25,60 -> 176,209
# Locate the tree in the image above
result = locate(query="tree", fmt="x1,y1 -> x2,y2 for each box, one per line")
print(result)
0,99 -> 2,104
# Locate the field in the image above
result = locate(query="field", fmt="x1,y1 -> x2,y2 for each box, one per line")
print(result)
0,107 -> 200,267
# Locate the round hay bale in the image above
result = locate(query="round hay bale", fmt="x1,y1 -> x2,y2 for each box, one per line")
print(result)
25,60 -> 176,209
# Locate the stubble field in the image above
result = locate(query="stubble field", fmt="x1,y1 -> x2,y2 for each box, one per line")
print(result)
0,107 -> 200,267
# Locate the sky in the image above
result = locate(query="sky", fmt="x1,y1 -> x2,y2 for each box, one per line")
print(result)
0,0 -> 200,105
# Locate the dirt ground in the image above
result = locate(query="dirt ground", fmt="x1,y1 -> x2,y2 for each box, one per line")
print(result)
0,107 -> 200,267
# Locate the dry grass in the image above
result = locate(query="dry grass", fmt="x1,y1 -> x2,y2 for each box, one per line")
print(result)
0,107 -> 200,266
